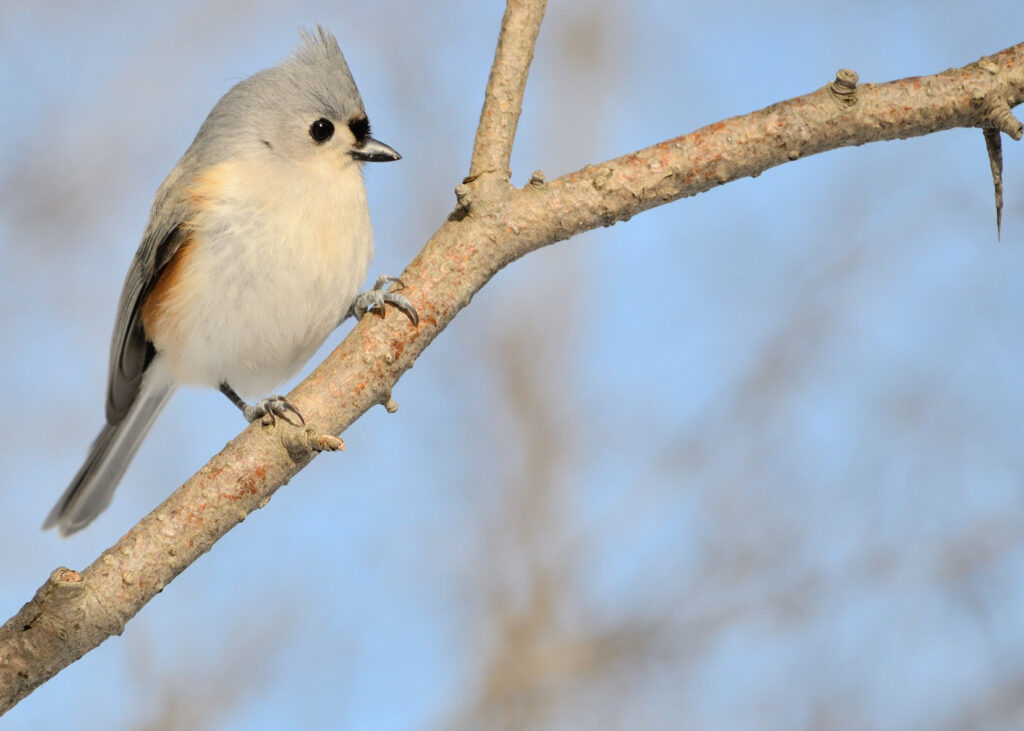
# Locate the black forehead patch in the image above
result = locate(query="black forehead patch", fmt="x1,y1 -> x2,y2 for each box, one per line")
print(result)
348,116 -> 370,143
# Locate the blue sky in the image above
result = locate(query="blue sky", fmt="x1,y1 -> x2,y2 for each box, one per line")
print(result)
2,2 -> 1024,729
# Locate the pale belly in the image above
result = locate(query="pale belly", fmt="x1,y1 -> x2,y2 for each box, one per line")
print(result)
149,159 -> 374,397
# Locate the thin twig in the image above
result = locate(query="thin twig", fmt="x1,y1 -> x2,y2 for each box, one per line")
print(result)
469,0 -> 548,180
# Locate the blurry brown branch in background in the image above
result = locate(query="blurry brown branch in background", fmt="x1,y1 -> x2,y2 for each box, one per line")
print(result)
439,224 -> 1024,728
436,276 -> 663,730
2,0 -> 1023,715
125,608 -> 294,731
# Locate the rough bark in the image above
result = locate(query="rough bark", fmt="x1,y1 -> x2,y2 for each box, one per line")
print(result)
1,0 -> 1021,713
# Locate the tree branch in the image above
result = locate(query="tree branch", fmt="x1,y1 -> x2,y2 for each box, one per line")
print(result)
2,22 -> 1022,716
469,0 -> 547,180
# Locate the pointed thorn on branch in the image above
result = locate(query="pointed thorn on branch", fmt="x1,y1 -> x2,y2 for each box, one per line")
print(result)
983,128 -> 1004,239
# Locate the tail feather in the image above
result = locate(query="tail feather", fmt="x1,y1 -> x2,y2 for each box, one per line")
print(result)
45,378 -> 175,537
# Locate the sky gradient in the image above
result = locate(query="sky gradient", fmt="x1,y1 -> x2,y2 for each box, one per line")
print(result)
2,2 -> 1024,729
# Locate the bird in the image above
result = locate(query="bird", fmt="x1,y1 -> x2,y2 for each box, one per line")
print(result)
44,25 -> 416,537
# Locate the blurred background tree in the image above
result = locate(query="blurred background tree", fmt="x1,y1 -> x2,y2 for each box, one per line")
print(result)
1,1 -> 1023,729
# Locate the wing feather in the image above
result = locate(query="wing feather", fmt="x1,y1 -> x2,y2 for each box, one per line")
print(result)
105,182 -> 194,424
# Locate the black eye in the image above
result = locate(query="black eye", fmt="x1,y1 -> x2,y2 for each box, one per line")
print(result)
309,118 -> 335,143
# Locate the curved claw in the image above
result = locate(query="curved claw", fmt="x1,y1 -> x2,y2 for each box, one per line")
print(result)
381,291 -> 419,326
350,275 -> 419,326
243,395 -> 306,427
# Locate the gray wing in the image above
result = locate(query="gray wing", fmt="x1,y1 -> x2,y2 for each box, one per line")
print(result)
105,177 -> 194,425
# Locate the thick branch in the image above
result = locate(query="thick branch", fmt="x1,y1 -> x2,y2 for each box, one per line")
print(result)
469,0 -> 547,179
511,45 -> 1024,251
2,36 -> 1022,715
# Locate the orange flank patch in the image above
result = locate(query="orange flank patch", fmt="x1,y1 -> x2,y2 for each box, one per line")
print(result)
185,163 -> 232,206
140,233 -> 196,346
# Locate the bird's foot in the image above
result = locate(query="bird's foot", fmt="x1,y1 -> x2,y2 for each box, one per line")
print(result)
349,275 -> 419,326
242,395 -> 305,427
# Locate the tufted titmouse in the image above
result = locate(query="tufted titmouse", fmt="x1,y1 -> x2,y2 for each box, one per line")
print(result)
44,26 -> 416,536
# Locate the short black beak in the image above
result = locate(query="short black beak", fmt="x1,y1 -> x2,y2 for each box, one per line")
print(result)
350,137 -> 401,163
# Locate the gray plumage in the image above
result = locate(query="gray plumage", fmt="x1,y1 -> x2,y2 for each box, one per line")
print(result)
44,379 -> 173,535
107,25 -> 368,424
45,25 -> 392,536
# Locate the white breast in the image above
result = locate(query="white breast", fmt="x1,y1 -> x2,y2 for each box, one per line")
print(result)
156,156 -> 374,397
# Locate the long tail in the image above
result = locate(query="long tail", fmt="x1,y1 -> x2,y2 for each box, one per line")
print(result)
44,376 -> 175,537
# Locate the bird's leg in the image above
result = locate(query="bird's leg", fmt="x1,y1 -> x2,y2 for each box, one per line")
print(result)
219,383 -> 305,427
346,274 -> 419,326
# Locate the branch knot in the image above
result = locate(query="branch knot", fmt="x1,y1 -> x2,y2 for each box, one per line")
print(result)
829,69 -> 859,107
985,98 -> 1024,140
